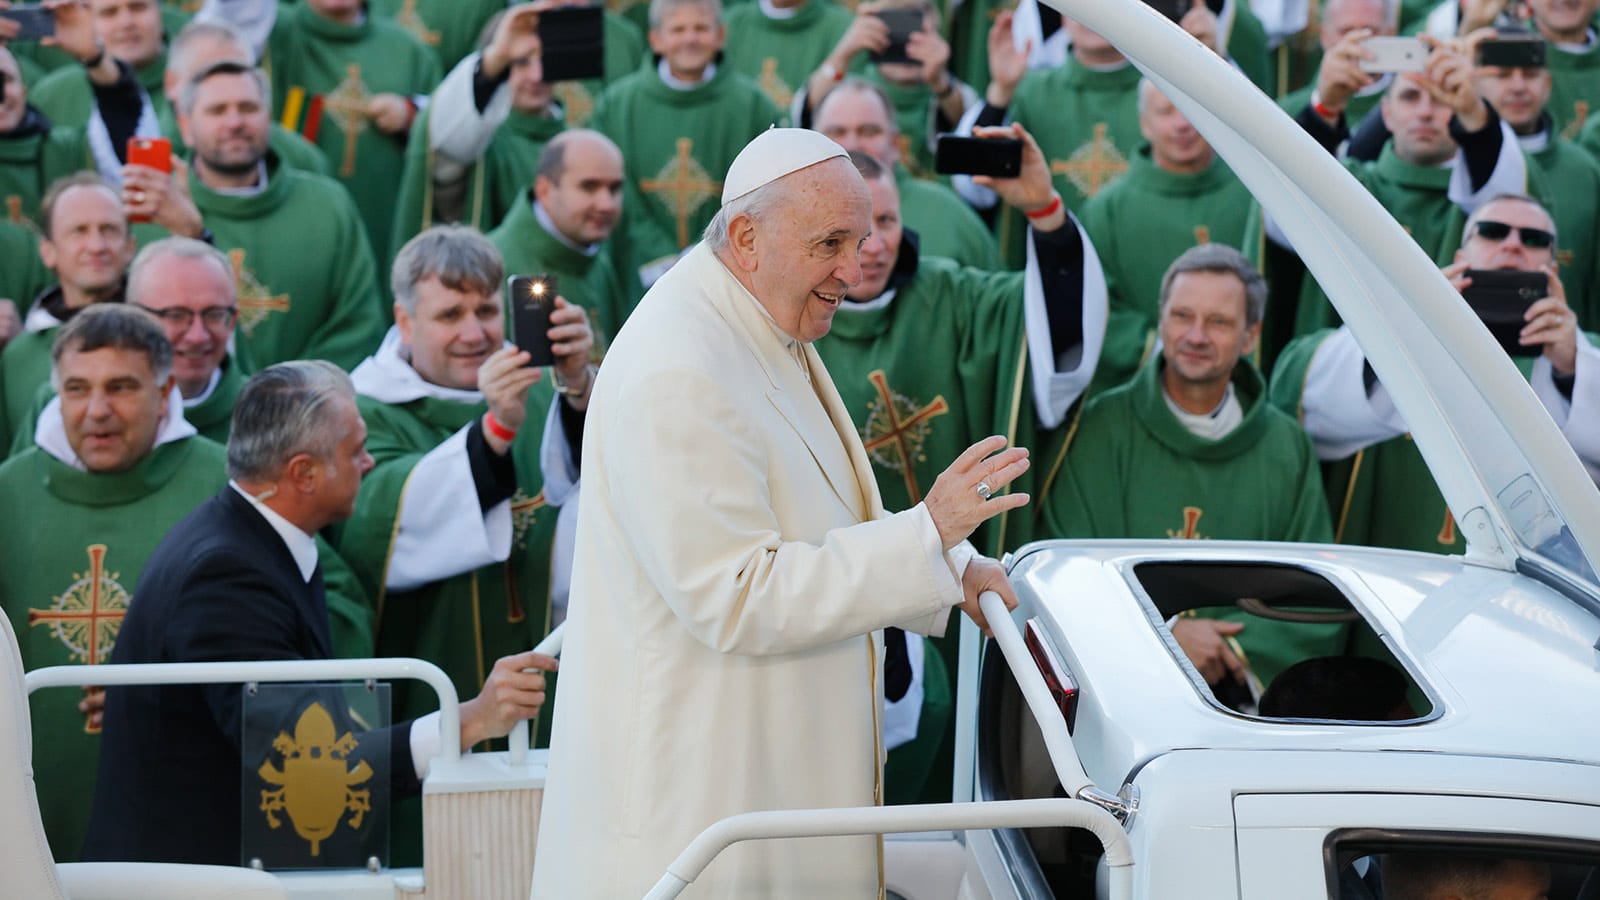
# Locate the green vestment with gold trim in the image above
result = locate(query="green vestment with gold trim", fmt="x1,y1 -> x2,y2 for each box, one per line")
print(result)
0,120 -> 92,232
265,3 -> 442,266
187,156 -> 384,371
1546,43 -> 1600,140
0,220 -> 49,314
724,0 -> 855,114
1082,146 -> 1253,394
593,64 -> 779,276
0,437 -> 227,862
896,166 -> 1000,269
1038,357 -> 1342,687
370,0 -> 505,74
998,59 -> 1142,268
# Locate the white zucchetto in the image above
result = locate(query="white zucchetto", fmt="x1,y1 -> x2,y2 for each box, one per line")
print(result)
720,127 -> 850,206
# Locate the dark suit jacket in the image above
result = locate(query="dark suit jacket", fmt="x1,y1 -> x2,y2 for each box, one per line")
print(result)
81,488 -> 421,864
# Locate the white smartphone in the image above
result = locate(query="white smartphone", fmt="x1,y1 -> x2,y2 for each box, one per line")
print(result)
1359,36 -> 1428,73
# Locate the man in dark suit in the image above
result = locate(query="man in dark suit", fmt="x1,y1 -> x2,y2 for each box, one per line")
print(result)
81,360 -> 556,865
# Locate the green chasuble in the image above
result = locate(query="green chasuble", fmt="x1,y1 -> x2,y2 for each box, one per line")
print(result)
1037,357 -> 1342,687
390,104 -> 565,264
946,0 -> 1010,99
593,65 -> 779,276
187,156 -> 385,371
1528,135 -> 1600,328
0,118 -> 92,231
0,220 -> 49,310
488,197 -> 640,352
896,166 -> 1000,269
814,253 -> 1041,803
1545,44 -> 1600,140
342,390 -> 560,727
1,323 -> 62,455
548,12 -> 648,130
1000,59 -> 1142,268
265,3 -> 443,266
27,56 -> 168,132
1291,144 -> 1481,336
0,437 -> 227,862
724,0 -> 855,113
1082,146 -> 1252,394
370,0 -> 505,74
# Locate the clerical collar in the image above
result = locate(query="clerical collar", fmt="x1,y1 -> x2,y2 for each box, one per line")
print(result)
658,58 -> 716,89
842,288 -> 898,312
211,160 -> 270,197
35,385 -> 197,471
1162,382 -> 1242,440
1516,126 -> 1552,154
534,199 -> 600,256
350,325 -> 496,404
230,481 -> 319,582
184,366 -> 225,407
759,0 -> 802,18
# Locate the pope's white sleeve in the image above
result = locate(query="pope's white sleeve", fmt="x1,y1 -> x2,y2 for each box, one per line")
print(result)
1024,215 -> 1107,429
408,711 -> 443,780
1447,117 -> 1526,215
1300,327 -> 1409,460
387,426 -> 513,591
607,369 -> 963,656
1531,343 -> 1600,483
429,51 -> 512,182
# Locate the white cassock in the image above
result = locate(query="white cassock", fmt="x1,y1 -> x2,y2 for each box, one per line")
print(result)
530,242 -> 975,899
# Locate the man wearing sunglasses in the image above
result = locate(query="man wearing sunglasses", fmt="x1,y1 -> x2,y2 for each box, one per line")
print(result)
1271,193 -> 1600,555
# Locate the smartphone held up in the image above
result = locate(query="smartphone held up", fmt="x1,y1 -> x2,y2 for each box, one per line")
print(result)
507,274 -> 558,368
934,133 -> 1023,178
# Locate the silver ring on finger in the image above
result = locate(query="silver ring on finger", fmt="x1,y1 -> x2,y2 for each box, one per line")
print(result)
976,480 -> 993,500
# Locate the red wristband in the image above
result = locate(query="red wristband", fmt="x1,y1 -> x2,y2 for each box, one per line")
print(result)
1311,94 -> 1342,121
484,411 -> 518,443
1024,193 -> 1063,221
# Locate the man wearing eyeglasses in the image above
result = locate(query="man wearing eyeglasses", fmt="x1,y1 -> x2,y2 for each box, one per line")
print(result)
1271,193 -> 1600,555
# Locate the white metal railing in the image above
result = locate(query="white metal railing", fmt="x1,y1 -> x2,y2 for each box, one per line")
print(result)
643,591 -> 1136,898
507,624 -> 565,765
27,657 -> 463,762
641,799 -> 1133,900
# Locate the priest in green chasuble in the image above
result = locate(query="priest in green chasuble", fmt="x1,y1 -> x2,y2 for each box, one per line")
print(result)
1525,0 -> 1600,139
1270,195 -> 1600,555
489,130 -> 640,352
722,0 -> 853,112
341,226 -> 593,743
1039,245 -> 1341,701
0,47 -> 94,232
815,130 -> 1107,803
0,304 -> 226,863
592,0 -> 780,287
1082,79 -> 1252,395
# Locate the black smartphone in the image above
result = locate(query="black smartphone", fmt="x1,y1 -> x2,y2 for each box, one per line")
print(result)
1,4 -> 56,41
1139,0 -> 1188,23
1462,269 -> 1548,358
538,6 -> 606,82
870,9 -> 922,65
1477,35 -> 1546,68
934,134 -> 1023,177
508,274 -> 558,368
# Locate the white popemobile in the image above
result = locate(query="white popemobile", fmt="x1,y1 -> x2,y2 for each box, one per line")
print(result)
7,0 -> 1600,896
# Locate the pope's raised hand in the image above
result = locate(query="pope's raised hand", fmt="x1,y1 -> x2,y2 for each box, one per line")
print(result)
923,435 -> 1030,551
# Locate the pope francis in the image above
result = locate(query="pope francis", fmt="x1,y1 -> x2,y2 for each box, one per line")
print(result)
531,129 -> 1030,899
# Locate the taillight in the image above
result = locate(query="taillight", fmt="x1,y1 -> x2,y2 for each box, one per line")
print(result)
1024,617 -> 1078,731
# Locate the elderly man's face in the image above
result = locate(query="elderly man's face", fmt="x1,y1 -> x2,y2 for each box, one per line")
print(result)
1159,270 -> 1259,393
849,173 -> 903,301
815,89 -> 899,169
134,253 -> 237,400
1382,80 -> 1457,166
746,158 -> 871,342
395,275 -> 505,391
57,345 -> 172,473
1459,198 -> 1557,272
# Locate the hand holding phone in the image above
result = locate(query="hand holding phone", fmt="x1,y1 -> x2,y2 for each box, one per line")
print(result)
508,274 -> 558,368
0,4 -> 56,42
124,137 -> 172,224
538,6 -> 606,82
870,9 -> 922,65
1359,36 -> 1428,73
935,133 -> 1022,177
1461,268 -> 1548,357
1476,34 -> 1546,68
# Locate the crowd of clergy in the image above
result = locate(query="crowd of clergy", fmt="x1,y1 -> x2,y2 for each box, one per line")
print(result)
3,0 -> 1600,870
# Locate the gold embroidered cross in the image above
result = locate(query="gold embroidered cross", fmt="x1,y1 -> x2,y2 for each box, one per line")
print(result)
639,138 -> 722,250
